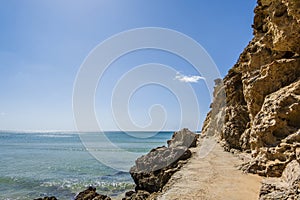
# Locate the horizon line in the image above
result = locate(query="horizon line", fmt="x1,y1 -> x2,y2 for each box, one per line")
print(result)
0,129 -> 201,133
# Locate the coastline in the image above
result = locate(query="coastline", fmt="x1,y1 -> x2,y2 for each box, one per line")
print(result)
5,0 -> 300,199
0,131 -> 170,200
72,0 -> 300,199
66,130 -> 262,200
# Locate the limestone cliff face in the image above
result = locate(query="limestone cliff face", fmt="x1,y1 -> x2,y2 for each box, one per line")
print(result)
202,0 -> 300,196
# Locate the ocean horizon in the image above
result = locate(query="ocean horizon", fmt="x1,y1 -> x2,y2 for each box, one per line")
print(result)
0,131 -> 176,200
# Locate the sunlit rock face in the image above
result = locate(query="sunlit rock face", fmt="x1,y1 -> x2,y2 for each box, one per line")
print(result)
202,0 -> 300,198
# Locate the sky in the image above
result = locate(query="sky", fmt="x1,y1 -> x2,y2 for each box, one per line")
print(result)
0,0 -> 256,131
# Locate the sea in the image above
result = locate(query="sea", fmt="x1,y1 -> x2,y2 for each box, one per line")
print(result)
0,131 -> 173,200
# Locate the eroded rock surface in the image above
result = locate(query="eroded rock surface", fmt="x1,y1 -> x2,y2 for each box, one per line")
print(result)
202,0 -> 300,198
259,160 -> 300,199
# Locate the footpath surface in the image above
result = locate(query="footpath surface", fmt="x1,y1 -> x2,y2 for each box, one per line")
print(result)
156,138 -> 262,200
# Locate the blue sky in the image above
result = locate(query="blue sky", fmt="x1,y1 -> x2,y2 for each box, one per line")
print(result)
0,0 -> 256,131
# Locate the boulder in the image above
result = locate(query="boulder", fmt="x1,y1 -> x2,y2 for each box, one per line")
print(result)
128,129 -> 197,198
167,128 -> 199,148
122,190 -> 150,200
75,186 -> 111,200
130,146 -> 191,193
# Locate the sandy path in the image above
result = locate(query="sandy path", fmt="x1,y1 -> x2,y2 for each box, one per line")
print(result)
155,138 -> 262,200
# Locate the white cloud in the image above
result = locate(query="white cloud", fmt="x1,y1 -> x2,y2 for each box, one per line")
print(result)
0,112 -> 6,116
175,72 -> 206,83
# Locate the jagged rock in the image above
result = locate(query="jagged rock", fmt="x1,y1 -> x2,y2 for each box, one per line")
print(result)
245,80 -> 300,177
259,160 -> 300,199
203,0 -> 300,171
128,129 -> 197,198
122,190 -> 150,200
167,128 -> 199,148
201,78 -> 226,139
132,146 -> 191,173
201,0 -> 300,198
130,146 -> 191,193
75,186 -> 111,200
124,190 -> 135,198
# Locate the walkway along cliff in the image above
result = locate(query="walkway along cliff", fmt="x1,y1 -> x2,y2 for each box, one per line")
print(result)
202,0 -> 300,198
124,0 -> 300,199
38,0 -> 300,199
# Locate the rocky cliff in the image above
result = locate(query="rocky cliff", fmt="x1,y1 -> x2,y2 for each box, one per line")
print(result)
202,0 -> 300,198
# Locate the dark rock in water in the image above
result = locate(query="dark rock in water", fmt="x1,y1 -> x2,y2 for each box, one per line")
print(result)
122,190 -> 150,200
75,186 -> 111,200
124,190 -> 135,198
167,128 -> 199,148
129,128 -> 197,197
34,197 -> 57,200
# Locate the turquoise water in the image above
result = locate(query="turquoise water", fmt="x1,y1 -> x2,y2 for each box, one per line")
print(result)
0,131 -> 173,200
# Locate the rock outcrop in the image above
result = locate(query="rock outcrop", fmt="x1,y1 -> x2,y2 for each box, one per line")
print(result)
167,128 -> 198,148
35,130 -> 198,200
34,197 -> 57,200
202,0 -> 300,198
75,187 -> 112,200
259,160 -> 300,199
127,128 -> 198,199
